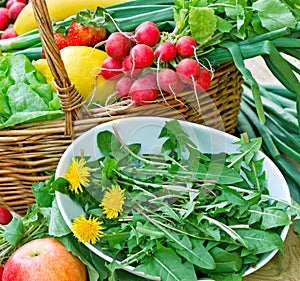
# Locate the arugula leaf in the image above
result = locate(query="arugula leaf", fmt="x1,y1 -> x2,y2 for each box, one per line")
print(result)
173,235 -> 216,269
260,207 -> 291,230
204,163 -> 243,184
135,243 -> 198,281
97,130 -> 121,157
209,273 -> 243,281
236,228 -> 284,254
217,186 -> 248,206
227,137 -> 262,169
202,247 -> 243,273
160,120 -> 196,160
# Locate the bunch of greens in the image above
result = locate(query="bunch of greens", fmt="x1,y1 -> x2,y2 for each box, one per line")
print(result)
173,0 -> 300,128
0,53 -> 63,129
52,120 -> 299,281
174,0 -> 300,49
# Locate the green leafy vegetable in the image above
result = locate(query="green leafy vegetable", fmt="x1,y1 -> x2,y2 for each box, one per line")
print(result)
252,0 -> 297,30
54,119 -> 297,281
0,54 -> 63,129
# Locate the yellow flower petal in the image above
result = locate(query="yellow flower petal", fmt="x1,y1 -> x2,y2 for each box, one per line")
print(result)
72,214 -> 104,244
65,157 -> 91,194
100,184 -> 126,219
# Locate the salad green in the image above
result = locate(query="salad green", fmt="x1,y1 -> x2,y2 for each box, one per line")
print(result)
0,54 -> 63,129
1,120 -> 299,281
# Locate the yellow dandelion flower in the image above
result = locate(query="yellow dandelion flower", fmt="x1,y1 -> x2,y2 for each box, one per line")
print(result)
100,184 -> 126,219
65,157 -> 91,194
72,214 -> 104,244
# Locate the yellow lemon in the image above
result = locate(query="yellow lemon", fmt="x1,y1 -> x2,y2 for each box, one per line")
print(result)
34,58 -> 56,90
34,46 -> 116,103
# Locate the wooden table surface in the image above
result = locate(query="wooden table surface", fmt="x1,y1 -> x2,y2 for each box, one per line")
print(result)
242,57 -> 300,281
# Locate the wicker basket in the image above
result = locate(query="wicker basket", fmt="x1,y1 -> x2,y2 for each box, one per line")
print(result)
0,0 -> 244,215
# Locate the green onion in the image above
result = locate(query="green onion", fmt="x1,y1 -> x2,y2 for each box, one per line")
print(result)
0,34 -> 41,51
237,83 -> 300,213
220,41 -> 265,124
239,99 -> 280,158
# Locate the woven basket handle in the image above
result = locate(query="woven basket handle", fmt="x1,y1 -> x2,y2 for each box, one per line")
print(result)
31,0 -> 89,135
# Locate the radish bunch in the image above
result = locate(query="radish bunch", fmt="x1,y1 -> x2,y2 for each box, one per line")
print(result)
98,21 -> 212,107
0,0 -> 26,39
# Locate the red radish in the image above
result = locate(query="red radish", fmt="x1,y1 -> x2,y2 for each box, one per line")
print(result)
8,1 -> 25,23
123,31 -> 136,47
129,75 -> 159,105
115,76 -> 134,98
6,0 -> 26,10
130,44 -> 154,68
1,26 -> 17,39
157,68 -> 180,94
105,32 -> 132,60
100,57 -> 124,80
176,35 -> 197,57
0,206 -> 13,225
105,76 -> 134,106
176,58 -> 201,84
195,67 -> 211,92
172,79 -> 185,94
0,8 -> 9,31
142,70 -> 157,83
155,42 -> 177,62
122,55 -> 143,78
135,21 -> 160,47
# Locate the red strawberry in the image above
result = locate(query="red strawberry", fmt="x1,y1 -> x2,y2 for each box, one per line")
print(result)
89,26 -> 106,46
67,20 -> 106,47
42,31 -> 68,58
67,20 -> 91,46
67,7 -> 107,47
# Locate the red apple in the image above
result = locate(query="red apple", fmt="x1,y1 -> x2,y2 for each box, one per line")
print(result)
2,238 -> 87,281
0,264 -> 4,280
0,206 -> 13,225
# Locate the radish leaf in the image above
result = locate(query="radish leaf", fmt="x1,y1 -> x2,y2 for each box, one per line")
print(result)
189,7 -> 217,46
252,0 -> 297,30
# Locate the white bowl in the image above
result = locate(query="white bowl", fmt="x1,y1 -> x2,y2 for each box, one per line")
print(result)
55,116 -> 291,280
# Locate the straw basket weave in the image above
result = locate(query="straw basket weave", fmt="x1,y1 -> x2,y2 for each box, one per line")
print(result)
0,0 -> 244,215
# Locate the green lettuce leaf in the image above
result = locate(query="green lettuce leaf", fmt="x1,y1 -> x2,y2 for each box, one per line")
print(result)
0,54 -> 63,129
